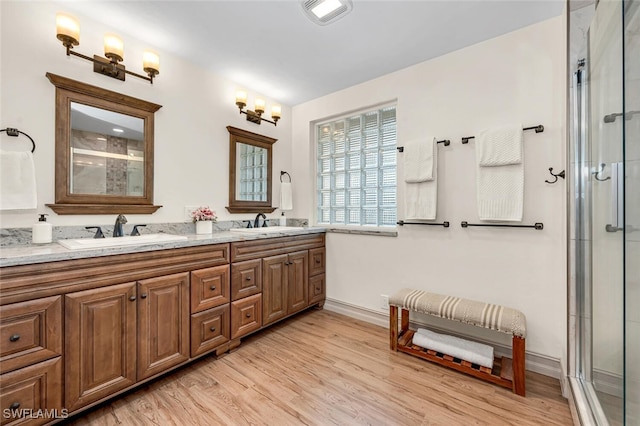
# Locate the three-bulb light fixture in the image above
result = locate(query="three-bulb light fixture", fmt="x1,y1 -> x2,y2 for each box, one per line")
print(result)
235,90 -> 281,126
55,13 -> 160,84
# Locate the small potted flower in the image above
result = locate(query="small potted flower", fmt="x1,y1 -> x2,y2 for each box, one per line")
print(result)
192,206 -> 217,234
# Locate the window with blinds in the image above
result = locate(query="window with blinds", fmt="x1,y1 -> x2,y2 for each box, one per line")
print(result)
315,105 -> 397,227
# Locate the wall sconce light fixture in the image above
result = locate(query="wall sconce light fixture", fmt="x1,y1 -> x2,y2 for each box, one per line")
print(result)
235,90 -> 281,126
56,13 -> 160,84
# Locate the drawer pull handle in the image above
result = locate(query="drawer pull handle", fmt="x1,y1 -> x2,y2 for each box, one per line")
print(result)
316,287 -> 321,291
9,334 -> 20,342
129,296 -> 136,301
9,402 -> 20,410
210,327 -> 216,332
140,293 -> 148,299
246,276 -> 252,281
246,313 -> 251,318
315,259 -> 321,264
210,285 -> 216,290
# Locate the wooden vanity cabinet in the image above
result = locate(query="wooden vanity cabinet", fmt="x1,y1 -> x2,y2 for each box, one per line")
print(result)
262,251 -> 308,326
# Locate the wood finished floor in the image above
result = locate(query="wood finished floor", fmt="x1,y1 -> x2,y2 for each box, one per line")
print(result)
66,309 -> 572,426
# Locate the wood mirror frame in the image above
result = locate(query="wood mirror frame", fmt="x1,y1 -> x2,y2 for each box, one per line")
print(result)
226,126 -> 277,213
46,73 -> 162,215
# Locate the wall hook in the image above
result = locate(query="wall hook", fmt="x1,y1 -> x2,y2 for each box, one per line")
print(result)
593,163 -> 610,181
545,167 -> 565,184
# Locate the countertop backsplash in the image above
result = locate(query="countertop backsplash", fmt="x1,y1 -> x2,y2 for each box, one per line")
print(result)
0,218 -> 310,247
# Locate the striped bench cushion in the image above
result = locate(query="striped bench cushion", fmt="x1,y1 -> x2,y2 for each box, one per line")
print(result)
389,288 -> 526,338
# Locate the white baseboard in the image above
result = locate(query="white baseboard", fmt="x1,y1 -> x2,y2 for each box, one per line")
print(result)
324,297 -> 563,379
592,368 -> 623,398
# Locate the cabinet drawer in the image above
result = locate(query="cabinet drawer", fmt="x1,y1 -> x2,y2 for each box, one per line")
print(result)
0,357 -> 63,426
0,296 -> 62,374
231,259 -> 262,301
230,294 -> 262,339
191,305 -> 230,357
191,265 -> 230,313
309,274 -> 326,305
309,247 -> 325,277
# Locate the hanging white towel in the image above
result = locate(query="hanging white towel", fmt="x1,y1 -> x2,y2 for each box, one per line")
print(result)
475,125 -> 524,221
404,138 -> 437,220
404,138 -> 435,183
0,150 -> 37,210
280,182 -> 293,211
413,328 -> 494,368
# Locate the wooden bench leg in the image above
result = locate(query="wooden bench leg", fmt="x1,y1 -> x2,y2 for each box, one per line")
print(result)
390,305 -> 398,351
512,336 -> 526,396
401,308 -> 409,333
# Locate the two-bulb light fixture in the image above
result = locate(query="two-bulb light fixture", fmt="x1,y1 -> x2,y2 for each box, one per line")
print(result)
55,13 -> 160,84
235,90 -> 281,126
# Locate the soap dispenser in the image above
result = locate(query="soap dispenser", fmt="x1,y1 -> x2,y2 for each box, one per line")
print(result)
32,214 -> 52,244
279,212 -> 286,226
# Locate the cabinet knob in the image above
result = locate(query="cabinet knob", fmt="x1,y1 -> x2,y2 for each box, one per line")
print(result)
140,293 -> 148,299
9,402 -> 20,410
210,285 -> 216,290
315,259 -> 321,264
246,313 -> 251,318
316,287 -> 321,291
210,327 -> 216,332
246,276 -> 252,281
129,296 -> 136,301
9,334 -> 20,342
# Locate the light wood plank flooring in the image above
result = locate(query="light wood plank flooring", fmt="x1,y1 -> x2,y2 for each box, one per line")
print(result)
66,309 -> 572,425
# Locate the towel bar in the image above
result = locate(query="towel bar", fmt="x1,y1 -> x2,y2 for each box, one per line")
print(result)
461,124 -> 544,144
397,220 -> 449,227
461,221 -> 543,230
397,139 -> 450,152
1,128 -> 35,153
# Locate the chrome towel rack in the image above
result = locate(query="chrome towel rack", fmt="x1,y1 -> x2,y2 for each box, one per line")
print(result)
461,125 -> 544,144
0,127 -> 35,153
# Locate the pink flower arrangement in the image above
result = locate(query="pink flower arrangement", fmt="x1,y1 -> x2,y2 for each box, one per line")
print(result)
191,206 -> 217,223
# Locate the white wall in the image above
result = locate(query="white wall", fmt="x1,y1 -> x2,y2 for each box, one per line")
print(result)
292,17 -> 567,360
0,1 -> 292,228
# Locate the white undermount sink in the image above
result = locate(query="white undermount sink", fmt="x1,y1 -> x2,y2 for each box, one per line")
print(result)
58,233 -> 188,250
230,226 -> 305,234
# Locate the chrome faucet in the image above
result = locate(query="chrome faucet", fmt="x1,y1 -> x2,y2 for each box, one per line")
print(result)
254,213 -> 267,228
113,214 -> 128,237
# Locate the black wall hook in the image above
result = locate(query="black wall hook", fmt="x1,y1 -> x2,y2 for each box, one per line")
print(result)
545,167 -> 565,184
593,163 -> 610,181
280,171 -> 291,183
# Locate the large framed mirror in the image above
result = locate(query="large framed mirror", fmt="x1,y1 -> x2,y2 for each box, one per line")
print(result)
226,126 -> 277,213
46,73 -> 162,214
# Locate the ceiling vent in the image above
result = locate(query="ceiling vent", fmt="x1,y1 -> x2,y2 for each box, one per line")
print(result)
301,0 -> 353,26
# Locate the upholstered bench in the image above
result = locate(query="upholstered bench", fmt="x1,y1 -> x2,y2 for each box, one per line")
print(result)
389,288 -> 527,396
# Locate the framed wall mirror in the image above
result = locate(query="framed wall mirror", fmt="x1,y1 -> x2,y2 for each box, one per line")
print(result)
227,126 -> 277,213
46,73 -> 162,214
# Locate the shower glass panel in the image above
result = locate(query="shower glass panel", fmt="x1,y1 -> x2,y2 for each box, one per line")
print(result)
570,0 -> 638,424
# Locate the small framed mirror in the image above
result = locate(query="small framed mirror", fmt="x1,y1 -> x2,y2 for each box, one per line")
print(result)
227,126 -> 277,213
46,73 -> 162,214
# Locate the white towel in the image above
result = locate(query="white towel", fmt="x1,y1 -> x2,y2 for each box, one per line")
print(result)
0,150 -> 37,210
280,182 -> 293,211
475,125 -> 524,221
413,328 -> 494,369
476,124 -> 523,166
404,138 -> 435,183
404,138 -> 437,220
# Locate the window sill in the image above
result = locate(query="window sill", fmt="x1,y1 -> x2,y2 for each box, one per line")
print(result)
325,226 -> 398,237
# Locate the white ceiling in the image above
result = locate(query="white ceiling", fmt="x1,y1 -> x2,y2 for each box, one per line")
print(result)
58,0 -> 565,106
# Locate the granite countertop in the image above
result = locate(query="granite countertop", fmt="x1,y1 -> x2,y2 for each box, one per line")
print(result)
0,227 -> 326,268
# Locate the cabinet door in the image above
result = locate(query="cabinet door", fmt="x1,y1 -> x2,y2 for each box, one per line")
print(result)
0,296 -> 62,374
137,273 -> 190,380
0,357 -> 63,426
287,250 -> 309,314
231,259 -> 262,301
262,254 -> 288,326
65,282 -> 137,411
190,265 -> 230,313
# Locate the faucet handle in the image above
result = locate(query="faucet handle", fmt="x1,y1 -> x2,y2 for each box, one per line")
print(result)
85,226 -> 105,239
131,225 -> 146,236
243,220 -> 253,228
